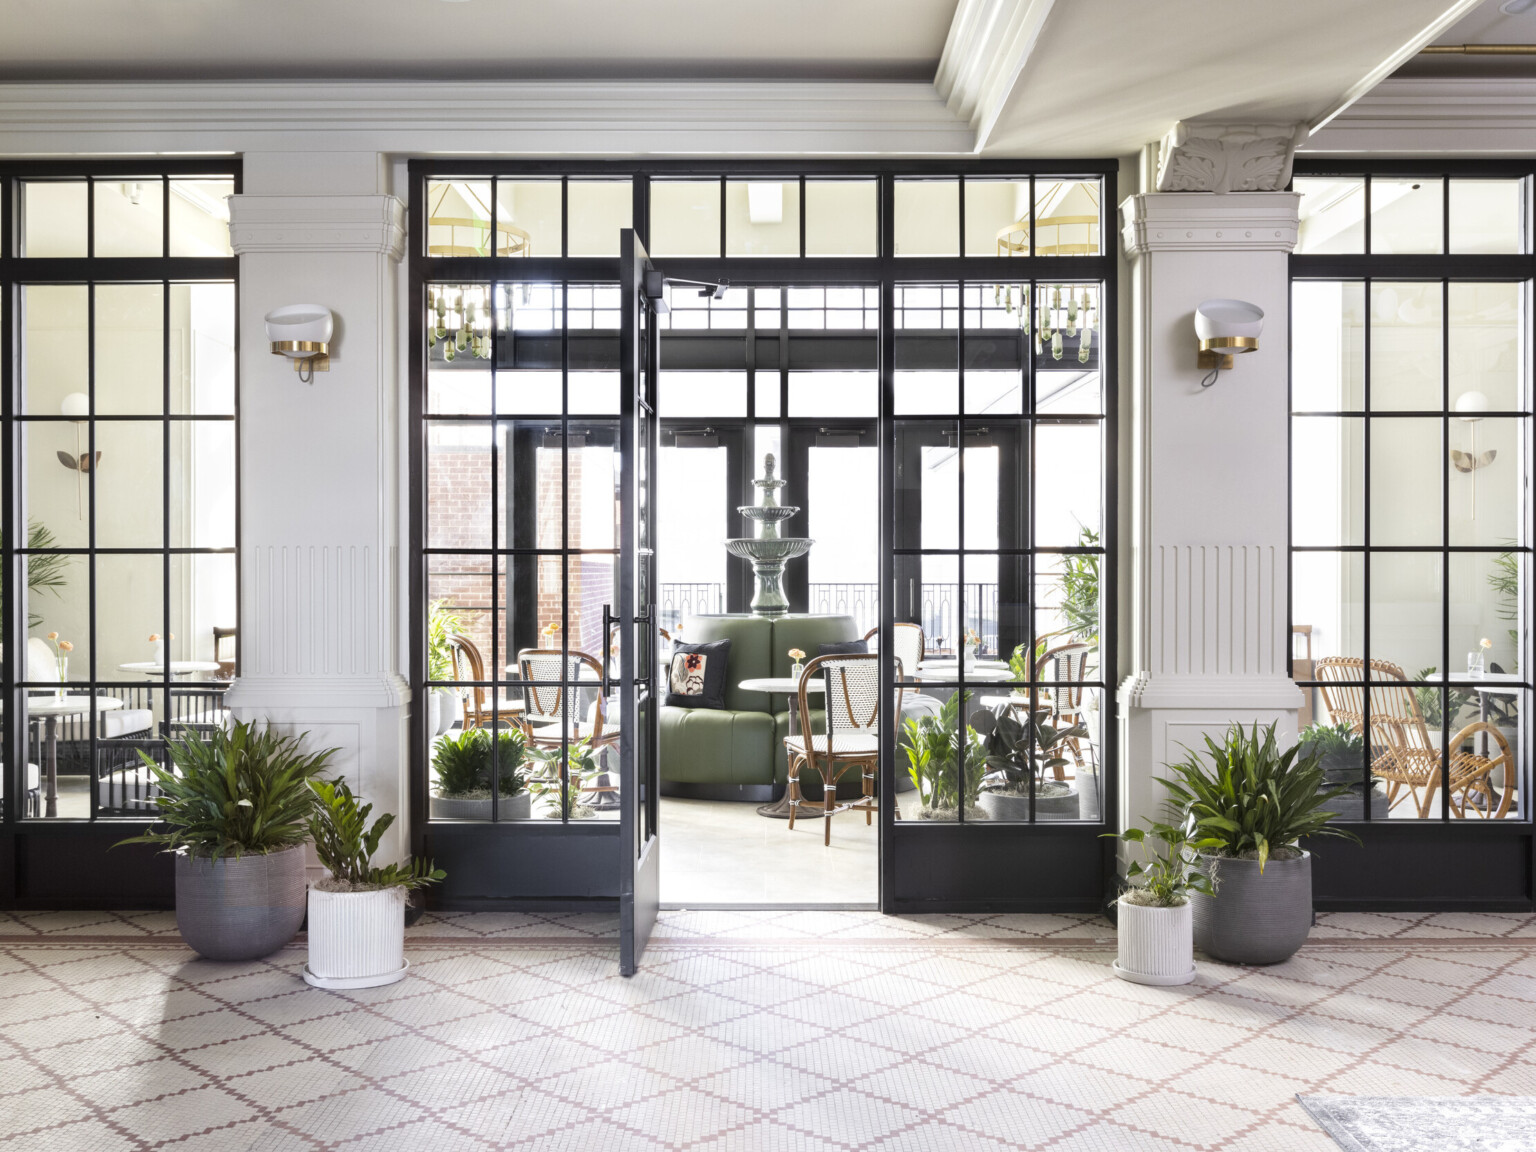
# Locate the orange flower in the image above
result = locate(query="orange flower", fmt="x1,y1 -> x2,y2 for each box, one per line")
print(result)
58,640 -> 74,652
47,631 -> 58,641
148,633 -> 161,642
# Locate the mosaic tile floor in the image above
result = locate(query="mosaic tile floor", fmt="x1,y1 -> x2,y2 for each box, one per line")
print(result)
1,911 -> 1534,1150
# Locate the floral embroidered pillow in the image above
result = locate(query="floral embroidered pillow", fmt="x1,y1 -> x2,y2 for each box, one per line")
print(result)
664,639 -> 731,709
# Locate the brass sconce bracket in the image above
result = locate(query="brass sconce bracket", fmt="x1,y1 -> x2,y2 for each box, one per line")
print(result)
1197,336 -> 1258,372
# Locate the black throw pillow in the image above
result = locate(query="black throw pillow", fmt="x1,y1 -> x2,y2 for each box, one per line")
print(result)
665,639 -> 732,709
818,639 -> 870,658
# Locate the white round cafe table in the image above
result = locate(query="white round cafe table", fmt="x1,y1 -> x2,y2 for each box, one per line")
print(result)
28,695 -> 125,819
917,659 -> 1015,683
118,661 -> 221,677
738,677 -> 826,819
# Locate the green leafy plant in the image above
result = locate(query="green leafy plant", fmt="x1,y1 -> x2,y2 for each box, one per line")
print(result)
427,600 -> 463,683
1490,548 -> 1518,662
116,721 -> 335,860
1103,814 -> 1213,907
1007,637 -> 1049,684
308,779 -> 444,891
0,519 -> 73,638
901,691 -> 987,813
1297,721 -> 1364,757
1159,721 -> 1359,873
431,727 -> 526,797
973,699 -> 1088,796
528,738 -> 602,816
1413,668 -> 1473,731
1058,525 -> 1101,645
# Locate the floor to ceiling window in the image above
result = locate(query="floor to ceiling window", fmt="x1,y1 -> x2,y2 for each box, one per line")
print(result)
1,162 -> 239,902
1291,163 -> 1531,859
411,162 -> 1116,911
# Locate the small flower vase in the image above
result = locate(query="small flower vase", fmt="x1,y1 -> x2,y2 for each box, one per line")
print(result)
153,638 -> 165,665
963,644 -> 977,672
56,656 -> 68,697
1468,651 -> 1485,678
790,662 -> 805,682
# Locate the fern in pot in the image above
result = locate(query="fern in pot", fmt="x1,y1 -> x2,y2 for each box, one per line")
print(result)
1103,816 -> 1211,985
117,721 -> 334,961
431,727 -> 529,820
1162,722 -> 1358,965
304,780 -> 444,989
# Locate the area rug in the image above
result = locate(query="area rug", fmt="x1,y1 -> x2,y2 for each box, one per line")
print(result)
1299,1096 -> 1536,1151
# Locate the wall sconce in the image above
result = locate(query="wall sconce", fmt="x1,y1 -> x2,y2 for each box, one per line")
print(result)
56,391 -> 98,519
1195,299 -> 1264,387
1453,390 -> 1496,517
265,305 -> 333,383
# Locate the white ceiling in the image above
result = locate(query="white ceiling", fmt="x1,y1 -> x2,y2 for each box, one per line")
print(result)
0,0 -> 959,81
1399,0 -> 1536,77
982,0 -> 1480,155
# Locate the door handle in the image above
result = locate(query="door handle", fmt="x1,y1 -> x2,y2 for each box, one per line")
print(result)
601,604 -> 613,696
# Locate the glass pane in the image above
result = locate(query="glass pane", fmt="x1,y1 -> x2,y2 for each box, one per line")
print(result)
1034,283 -> 1100,397
427,180 -> 494,257
650,180 -> 720,258
170,420 -> 236,549
428,557 -> 494,687
726,180 -> 800,257
1370,551 -> 1443,680
965,179 -> 1032,256
1450,179 -> 1525,255
569,432 -> 619,556
495,180 -> 560,258
896,289 -> 955,415
168,179 -> 234,257
172,283 -> 236,415
567,181 -> 632,257
1450,281 -> 1523,416
23,421 -> 88,549
1371,178 -> 1443,255
22,284 -> 88,418
94,179 -> 163,258
169,553 -> 237,673
787,371 -> 876,418
807,442 -> 878,627
899,687 -> 984,821
428,422 -> 493,551
658,372 -> 747,418
1451,552 -> 1523,676
95,283 -> 164,416
22,182 -> 87,257
19,535 -> 84,670
961,439 -> 1002,554
96,421 -> 164,549
754,373 -> 781,418
894,372 -> 957,415
97,553 -> 168,682
569,372 -> 620,416
1293,281 -> 1365,412
1449,417 -> 1522,547
1294,177 -> 1365,255
1293,551 -> 1365,669
968,371 -> 1026,416
805,181 -> 876,257
1034,423 -> 1101,546
658,442 -> 729,636
1292,416 -> 1363,547
894,180 -> 958,257
1033,180 -> 1101,256
1370,283 -> 1442,411
1035,549 -> 1101,653
1369,419 -> 1441,546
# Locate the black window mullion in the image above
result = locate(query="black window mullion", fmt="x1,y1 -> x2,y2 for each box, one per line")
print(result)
1362,274 -> 1373,816
1440,277 -> 1451,820
560,279 -> 571,824
490,284 -> 502,823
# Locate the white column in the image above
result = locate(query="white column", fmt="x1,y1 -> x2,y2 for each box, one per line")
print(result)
224,152 -> 410,861
1116,188 -> 1302,841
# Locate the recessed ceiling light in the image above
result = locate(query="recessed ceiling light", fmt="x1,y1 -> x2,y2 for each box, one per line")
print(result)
1500,0 -> 1536,15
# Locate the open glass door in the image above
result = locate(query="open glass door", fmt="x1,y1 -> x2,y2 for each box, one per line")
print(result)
619,229 -> 661,974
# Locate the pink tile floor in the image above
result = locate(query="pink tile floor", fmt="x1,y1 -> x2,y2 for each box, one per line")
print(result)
1,910 -> 1533,1150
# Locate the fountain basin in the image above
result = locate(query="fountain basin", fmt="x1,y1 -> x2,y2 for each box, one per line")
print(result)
725,539 -> 813,562
738,506 -> 797,523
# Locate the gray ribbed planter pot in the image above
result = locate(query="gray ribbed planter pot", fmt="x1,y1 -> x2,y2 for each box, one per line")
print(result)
1192,851 -> 1312,965
430,792 -> 531,821
175,846 -> 307,962
977,786 -> 1079,821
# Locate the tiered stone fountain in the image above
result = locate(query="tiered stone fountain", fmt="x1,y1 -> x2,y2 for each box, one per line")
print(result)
724,453 -> 813,618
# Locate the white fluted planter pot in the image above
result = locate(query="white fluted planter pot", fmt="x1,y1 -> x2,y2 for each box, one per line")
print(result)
1113,898 -> 1196,986
303,886 -> 409,990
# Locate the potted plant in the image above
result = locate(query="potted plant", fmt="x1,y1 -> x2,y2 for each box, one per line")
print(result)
1103,815 -> 1211,985
1162,722 -> 1358,965
426,600 -> 464,736
430,727 -> 529,820
118,721 -> 335,961
1297,721 -> 1385,820
304,779 -> 444,989
901,692 -> 988,820
972,699 -> 1088,820
529,738 -> 602,819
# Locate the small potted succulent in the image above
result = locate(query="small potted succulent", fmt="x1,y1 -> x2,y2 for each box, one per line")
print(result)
1104,814 -> 1211,985
118,721 -> 335,961
1164,722 -> 1358,965
529,738 -> 602,819
430,727 -> 529,820
972,699 -> 1087,820
304,779 -> 444,989
902,691 -> 988,820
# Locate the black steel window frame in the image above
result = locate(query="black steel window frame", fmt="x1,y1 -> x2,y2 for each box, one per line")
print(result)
0,158 -> 240,845
1290,157 -> 1534,837
408,158 -> 1118,910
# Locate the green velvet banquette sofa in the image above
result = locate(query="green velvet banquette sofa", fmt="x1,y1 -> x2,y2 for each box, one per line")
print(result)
659,613 -> 925,801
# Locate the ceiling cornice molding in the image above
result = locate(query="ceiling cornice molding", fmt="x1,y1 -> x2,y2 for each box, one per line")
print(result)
933,0 -> 1057,152
1305,77 -> 1536,153
0,79 -> 974,156
1120,192 -> 1301,257
229,195 -> 406,260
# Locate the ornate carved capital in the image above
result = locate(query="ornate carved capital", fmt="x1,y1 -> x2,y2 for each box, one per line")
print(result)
229,194 -> 406,260
1155,121 -> 1308,194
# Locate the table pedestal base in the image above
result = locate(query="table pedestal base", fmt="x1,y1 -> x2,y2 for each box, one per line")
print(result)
756,793 -> 822,820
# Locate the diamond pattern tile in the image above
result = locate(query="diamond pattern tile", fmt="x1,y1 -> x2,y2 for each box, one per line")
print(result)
1,910 -> 1534,1149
